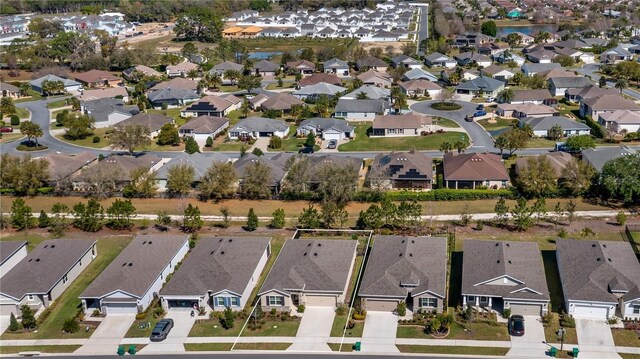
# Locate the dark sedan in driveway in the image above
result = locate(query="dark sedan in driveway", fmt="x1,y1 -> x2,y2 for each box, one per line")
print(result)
150,318 -> 174,342
509,315 -> 525,336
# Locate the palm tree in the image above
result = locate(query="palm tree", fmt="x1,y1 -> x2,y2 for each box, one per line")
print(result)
454,140 -> 467,153
615,78 -> 628,94
19,121 -> 43,147
356,92 -> 369,100
439,141 -> 452,153
548,124 -> 564,141
224,69 -> 241,85
390,87 -> 406,111
496,88 -> 515,103
187,68 -> 199,80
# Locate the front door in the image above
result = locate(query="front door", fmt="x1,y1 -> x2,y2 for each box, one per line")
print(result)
291,294 -> 300,306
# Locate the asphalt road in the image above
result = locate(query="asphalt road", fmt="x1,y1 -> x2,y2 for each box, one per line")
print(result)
414,3 -> 429,48
575,63 -> 640,100
410,100 -> 497,149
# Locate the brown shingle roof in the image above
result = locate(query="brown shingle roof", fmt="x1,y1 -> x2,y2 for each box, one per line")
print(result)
41,151 -> 97,181
298,73 -> 342,87
179,115 -> 229,134
260,93 -> 304,111
514,152 -> 573,177
74,70 -> 121,84
583,95 -> 640,112
116,113 -> 173,133
443,152 -> 509,181
398,79 -> 442,91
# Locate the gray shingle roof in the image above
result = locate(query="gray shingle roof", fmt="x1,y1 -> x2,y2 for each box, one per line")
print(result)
522,116 -> 590,131
549,76 -> 592,88
582,145 -> 637,171
116,113 -> 173,133
83,98 -> 138,123
324,58 -> 349,69
259,239 -> 357,294
521,63 -> 561,74
456,76 -> 504,92
160,237 -> 270,296
371,150 -> 433,181
0,241 -> 27,266
461,240 -> 550,301
293,82 -> 346,96
335,99 -> 390,113
230,117 -> 289,133
556,239 -> 640,304
81,235 -> 189,299
155,152 -> 229,181
359,236 -> 447,299
29,74 -> 81,88
299,117 -> 353,133
233,153 -> 292,187
1,239 -> 96,300
342,85 -> 390,100
178,116 -> 229,135
148,88 -> 199,102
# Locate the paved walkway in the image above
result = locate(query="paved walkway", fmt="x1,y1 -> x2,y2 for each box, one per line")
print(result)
138,310 -> 196,354
75,313 -> 136,355
360,311 -> 399,353
288,307 -> 334,352
576,318 -> 621,359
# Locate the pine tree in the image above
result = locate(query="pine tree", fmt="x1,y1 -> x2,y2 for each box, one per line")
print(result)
8,313 -> 19,331
270,208 -> 285,229
246,208 -> 258,231
38,210 -> 50,228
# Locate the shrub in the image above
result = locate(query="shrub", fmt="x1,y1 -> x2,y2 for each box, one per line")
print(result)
281,311 -> 289,321
542,312 -> 554,327
616,211 -> 627,226
205,136 -> 213,147
10,115 -> 20,126
8,313 -> 19,331
135,312 -> 146,320
396,301 -> 407,316
21,305 -> 36,329
463,305 -> 474,321
558,228 -> 568,238
560,314 -> 575,328
476,220 -> 484,231
431,102 -> 462,111
296,304 -> 305,313
335,304 -> 347,316
63,317 -> 79,333
220,307 -> 235,329
353,312 -> 367,320
503,308 -> 511,319
153,306 -> 165,319
92,309 -> 101,317
353,189 -> 514,202
92,136 -> 100,143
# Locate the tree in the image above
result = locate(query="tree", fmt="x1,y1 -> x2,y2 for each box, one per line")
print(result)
533,197 -> 547,223
320,200 -> 349,228
494,197 -> 509,227
62,317 -> 80,333
391,87 -> 407,111
298,205 -> 321,228
615,78 -> 628,94
560,158 -> 595,196
111,124 -> 151,155
174,7 -> 224,43
27,18 -> 63,38
206,136 -> 214,148
0,97 -> 16,118
495,129 -> 529,156
553,202 -> 564,227
8,313 -> 19,332
251,148 -> 264,156
480,21 -> 497,37
64,114 -> 95,140
356,204 -> 384,230
219,206 -> 230,228
220,306 -> 235,329
270,208 -> 285,229
238,75 -> 262,94
199,162 -> 236,200
506,32 -> 523,47
182,204 -> 203,232
439,141 -> 453,153
73,199 -> 104,232
496,88 -> 514,103
305,132 -> 315,148
41,80 -> 65,96
240,161 -> 272,199
157,123 -> 180,146
11,198 -> 34,230
454,140 -> 467,153
515,156 -> 558,198
246,208 -> 258,231
565,199 -> 577,225
511,198 -> 534,231
224,69 -> 241,85
599,76 -> 607,88
316,163 -> 359,205
1,154 -> 50,196
534,31 -> 551,44
268,135 -> 282,149
599,154 -> 640,204
181,42 -> 198,58
167,164 -> 195,197
125,167 -> 157,198
184,136 -> 200,154
50,203 -> 69,237
38,210 -> 50,228
106,199 -> 136,229
565,134 -> 595,152
548,124 -> 564,141
21,305 -> 36,329
524,74 -> 546,89
19,121 -> 43,147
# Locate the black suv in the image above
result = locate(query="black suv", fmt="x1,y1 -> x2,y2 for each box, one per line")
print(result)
150,319 -> 174,342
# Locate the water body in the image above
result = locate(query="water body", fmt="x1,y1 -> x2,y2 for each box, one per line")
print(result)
497,24 -> 559,37
247,51 -> 283,60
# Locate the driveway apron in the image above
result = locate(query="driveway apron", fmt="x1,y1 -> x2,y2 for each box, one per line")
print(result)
507,316 -> 547,358
575,318 -> 621,359
360,311 -> 399,353
287,306 -> 335,352
75,313 -> 136,355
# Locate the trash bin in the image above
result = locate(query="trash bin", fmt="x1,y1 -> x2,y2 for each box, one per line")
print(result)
128,345 -> 136,355
354,342 -> 361,351
117,346 -> 125,356
549,346 -> 557,357
572,347 -> 579,358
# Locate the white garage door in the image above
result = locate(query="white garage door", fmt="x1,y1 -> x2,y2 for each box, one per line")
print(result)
305,295 -> 336,307
323,133 -> 342,141
0,304 -> 18,316
573,305 -> 609,318
104,303 -> 138,314
365,299 -> 398,312
510,303 -> 542,316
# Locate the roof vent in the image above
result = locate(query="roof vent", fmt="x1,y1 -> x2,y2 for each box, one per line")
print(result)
508,260 -> 512,264
495,243 -> 499,246
596,258 -> 601,262
210,250 -> 215,255
122,263 -> 127,266
308,243 -> 312,247
607,258 -> 612,262
220,251 -> 225,255
128,263 -> 133,266
497,259 -> 501,263
411,240 -> 415,244
219,238 -> 223,242
409,253 -> 413,257
314,253 -> 318,256
602,244 -> 606,248
51,244 -> 55,248
229,239 -> 233,242
28,259 -> 33,262
401,239 -> 405,243
303,252 -> 307,256
317,243 -> 321,247
44,245 -> 48,248
143,241 -> 147,244
35,258 -> 40,262
506,243 -> 510,247
592,243 -> 597,247
399,253 -> 403,257
148,241 -> 152,244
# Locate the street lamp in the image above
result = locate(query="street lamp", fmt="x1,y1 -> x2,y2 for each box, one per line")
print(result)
557,326 -> 566,351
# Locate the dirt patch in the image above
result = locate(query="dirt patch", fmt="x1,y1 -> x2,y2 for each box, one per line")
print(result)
360,41 -> 411,53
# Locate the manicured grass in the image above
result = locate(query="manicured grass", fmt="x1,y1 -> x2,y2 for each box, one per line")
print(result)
478,117 -> 514,131
397,321 -> 509,341
612,329 -> 640,347
433,117 -> 460,128
328,343 -> 354,352
0,345 -> 82,354
15,107 -> 30,119
185,343 -> 233,351
147,108 -> 184,124
526,137 -> 557,148
543,313 -> 578,345
233,37 -> 356,52
47,99 -> 69,109
0,133 -> 25,143
620,354 -> 640,359
0,233 -> 48,250
54,127 -> 112,149
15,90 -> 44,103
189,318 -> 243,337
140,141 -> 185,152
219,85 -> 240,92
234,343 -> 292,350
431,102 -> 462,111
330,315 -> 364,337
241,319 -> 301,337
338,125 -> 470,151
212,141 -> 247,152
1,236 -> 133,339
396,345 -> 509,355
280,136 -> 305,152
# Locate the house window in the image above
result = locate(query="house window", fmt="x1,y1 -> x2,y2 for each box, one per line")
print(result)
634,305 -> 640,314
230,297 -> 240,306
216,297 -> 225,306
389,128 -> 396,134
420,298 -> 437,308
468,296 -> 475,302
267,296 -> 284,306
79,260 -> 82,267
92,246 -> 96,256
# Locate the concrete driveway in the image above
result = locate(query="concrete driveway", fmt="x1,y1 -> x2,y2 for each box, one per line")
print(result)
138,310 -> 196,354
287,306 -> 334,352
75,313 -> 136,355
576,318 -> 621,359
360,311 -> 399,353
507,316 -> 547,358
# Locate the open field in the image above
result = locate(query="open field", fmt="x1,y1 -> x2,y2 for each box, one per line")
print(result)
338,125 -> 470,151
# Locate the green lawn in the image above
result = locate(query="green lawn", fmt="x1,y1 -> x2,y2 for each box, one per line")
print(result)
15,90 -> 44,103
433,117 -> 460,128
0,133 -> 25,143
125,299 -> 164,338
281,135 -> 305,152
543,313 -> 578,345
184,343 -> 233,351
1,236 -> 133,339
397,321 -> 509,341
338,125 -> 469,151
189,316 -> 300,337
478,117 -> 514,131
0,233 -> 48,250
212,141 -> 247,152
55,127 -> 112,149
396,345 -> 509,355
0,345 -> 82,354
15,107 -> 30,119
47,99 -> 68,109
140,141 -> 185,152
184,343 -> 291,351
330,315 -> 364,337
612,329 -> 640,347
234,343 -> 292,350
219,85 -> 240,92
265,83 -> 296,90
620,354 -> 640,359
526,138 -> 557,148
328,343 -> 354,352
189,318 -> 243,337
147,108 -> 185,124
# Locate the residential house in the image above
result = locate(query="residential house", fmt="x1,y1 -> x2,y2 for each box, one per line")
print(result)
480,65 -> 514,82
494,52 -> 525,66
555,47 -> 595,64
323,58 -> 350,78
515,151 -> 573,180
29,75 -> 82,94
369,150 -> 433,190
582,145 -> 638,172
598,110 -> 640,133
160,237 -> 270,311
40,152 -> 97,187
581,95 -> 640,119
228,117 -> 289,139
0,241 -> 27,279
166,61 -> 199,78
357,70 -> 393,88
210,61 -> 244,84
391,54 -> 422,69
424,52 -> 457,69
454,33 -> 494,47
260,93 -> 304,113
81,98 -> 138,128
122,65 -> 162,81
147,88 -> 200,109
462,241 -> 550,316
565,85 -> 617,103
286,60 -> 315,76
298,73 -> 343,87
116,113 -> 173,137
79,87 -> 129,102
519,116 -> 590,137
292,82 -> 346,101
181,95 -> 242,118
252,60 -> 280,77
258,239 -> 357,311
155,153 -> 229,190
74,70 -> 122,88
402,68 -> 438,82
1,82 -> 21,98
539,68 -> 577,81
526,50 -> 556,64
443,152 -> 510,189
178,116 -> 229,140
399,79 -> 442,98
342,85 -> 391,101
359,236 -> 447,312
548,77 -> 592,96
455,76 -> 505,98
455,52 -> 492,68
0,239 -> 96,316
334,99 -> 390,121
601,46 -> 633,64
80,235 -> 190,314
233,153 -> 292,194
477,42 -> 510,56
510,89 -> 556,105
371,113 -> 433,137
497,103 -> 558,118
356,56 -> 388,72
521,63 -> 561,77
73,153 -> 162,191
500,32 -> 533,46
556,239 -> 640,319
150,78 -> 199,92
297,117 -> 354,140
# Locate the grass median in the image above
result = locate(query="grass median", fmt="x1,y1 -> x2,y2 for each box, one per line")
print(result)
397,345 -> 509,355
0,345 -> 82,354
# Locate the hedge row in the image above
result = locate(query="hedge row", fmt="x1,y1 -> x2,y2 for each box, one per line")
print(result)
583,115 -> 606,139
0,187 -> 55,195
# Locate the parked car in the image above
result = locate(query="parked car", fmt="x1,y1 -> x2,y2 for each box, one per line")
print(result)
299,146 -> 314,154
327,140 -> 337,149
473,110 -> 487,117
476,104 -> 484,111
150,319 -> 174,342
0,127 -> 14,133
487,97 -> 495,102
508,315 -> 525,336
464,114 -> 474,122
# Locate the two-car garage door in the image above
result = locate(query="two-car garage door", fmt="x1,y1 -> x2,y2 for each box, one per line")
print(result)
305,295 -> 336,307
509,303 -> 543,316
573,305 -> 609,318
103,302 -> 138,314
364,299 -> 398,312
